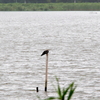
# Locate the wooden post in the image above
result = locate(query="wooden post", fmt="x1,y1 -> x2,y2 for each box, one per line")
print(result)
36,87 -> 39,92
45,53 -> 48,92
41,50 -> 49,92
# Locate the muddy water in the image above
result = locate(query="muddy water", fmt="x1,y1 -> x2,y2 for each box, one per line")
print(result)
0,11 -> 100,100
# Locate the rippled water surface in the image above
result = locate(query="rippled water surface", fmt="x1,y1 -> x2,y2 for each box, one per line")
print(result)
0,11 -> 100,100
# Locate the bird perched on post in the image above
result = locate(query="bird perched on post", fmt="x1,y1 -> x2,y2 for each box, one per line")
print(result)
41,49 -> 49,92
41,50 -> 49,56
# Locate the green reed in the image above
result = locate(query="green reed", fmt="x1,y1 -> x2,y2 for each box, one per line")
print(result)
38,77 -> 76,100
0,3 -> 100,11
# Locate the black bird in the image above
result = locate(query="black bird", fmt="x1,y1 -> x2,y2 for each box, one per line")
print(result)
41,50 -> 49,56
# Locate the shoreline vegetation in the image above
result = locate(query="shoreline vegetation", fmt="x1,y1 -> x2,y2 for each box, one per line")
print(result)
0,3 -> 100,11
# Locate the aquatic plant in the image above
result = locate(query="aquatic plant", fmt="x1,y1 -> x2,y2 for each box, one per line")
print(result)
41,77 -> 77,100
0,3 -> 100,11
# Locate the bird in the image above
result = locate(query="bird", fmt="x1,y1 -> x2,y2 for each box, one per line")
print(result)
41,50 -> 49,56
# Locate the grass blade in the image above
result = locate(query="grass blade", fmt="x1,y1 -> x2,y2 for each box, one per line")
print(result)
67,82 -> 77,100
56,77 -> 62,99
44,97 -> 57,100
62,87 -> 70,100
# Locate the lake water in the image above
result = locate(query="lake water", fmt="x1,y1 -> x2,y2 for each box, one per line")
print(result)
0,11 -> 100,100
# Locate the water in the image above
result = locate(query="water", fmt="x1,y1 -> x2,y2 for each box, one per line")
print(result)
0,11 -> 100,100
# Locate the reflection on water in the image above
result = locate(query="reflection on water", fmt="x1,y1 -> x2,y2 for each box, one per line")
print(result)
0,11 -> 100,100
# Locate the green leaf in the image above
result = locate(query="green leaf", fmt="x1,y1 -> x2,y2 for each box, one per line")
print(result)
67,82 -> 77,100
62,86 -> 70,100
44,97 -> 57,100
57,82 -> 62,97
56,77 -> 62,98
